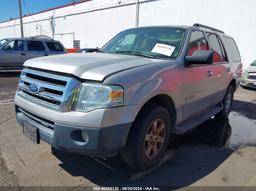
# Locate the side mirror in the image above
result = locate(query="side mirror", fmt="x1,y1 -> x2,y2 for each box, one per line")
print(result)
185,50 -> 213,65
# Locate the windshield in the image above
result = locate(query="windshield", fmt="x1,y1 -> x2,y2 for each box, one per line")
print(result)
251,60 -> 256,66
101,27 -> 186,59
0,39 -> 8,47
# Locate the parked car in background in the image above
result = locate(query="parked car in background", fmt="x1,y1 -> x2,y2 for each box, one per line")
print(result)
240,60 -> 256,89
0,36 -> 66,72
15,24 -> 242,170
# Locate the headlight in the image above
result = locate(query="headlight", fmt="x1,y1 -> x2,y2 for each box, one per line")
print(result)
75,83 -> 124,112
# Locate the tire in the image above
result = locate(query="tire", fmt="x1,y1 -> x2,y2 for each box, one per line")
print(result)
120,104 -> 172,170
216,85 -> 234,119
51,146 -> 59,155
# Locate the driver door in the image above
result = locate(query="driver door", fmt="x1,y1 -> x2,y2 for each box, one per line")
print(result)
0,40 -> 26,69
182,30 -> 215,122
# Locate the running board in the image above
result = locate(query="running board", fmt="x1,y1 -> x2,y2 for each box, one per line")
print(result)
173,105 -> 223,135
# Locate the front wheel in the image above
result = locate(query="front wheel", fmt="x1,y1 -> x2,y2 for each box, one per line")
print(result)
120,104 -> 172,170
216,86 -> 234,119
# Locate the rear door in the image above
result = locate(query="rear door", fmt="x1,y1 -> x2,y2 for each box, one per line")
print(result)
25,40 -> 47,59
205,32 -> 230,105
0,40 -> 26,69
182,30 -> 216,121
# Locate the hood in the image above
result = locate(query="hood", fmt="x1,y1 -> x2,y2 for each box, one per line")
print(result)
24,53 -> 159,81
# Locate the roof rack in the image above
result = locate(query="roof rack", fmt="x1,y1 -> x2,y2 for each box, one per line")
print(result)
193,23 -> 225,34
28,35 -> 53,40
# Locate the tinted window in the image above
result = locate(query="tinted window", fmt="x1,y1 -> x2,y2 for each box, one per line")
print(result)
3,40 -> 24,51
187,31 -> 209,56
46,41 -> 64,52
27,41 -> 45,51
223,36 -> 241,62
102,27 -> 186,59
206,33 -> 226,62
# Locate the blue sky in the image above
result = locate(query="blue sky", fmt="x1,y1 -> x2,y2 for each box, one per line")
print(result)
0,0 -> 81,22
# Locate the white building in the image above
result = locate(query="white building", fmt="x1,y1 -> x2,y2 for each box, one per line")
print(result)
0,0 -> 255,66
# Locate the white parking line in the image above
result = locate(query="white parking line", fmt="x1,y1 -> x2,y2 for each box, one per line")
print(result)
0,98 -> 14,105
0,92 -> 16,95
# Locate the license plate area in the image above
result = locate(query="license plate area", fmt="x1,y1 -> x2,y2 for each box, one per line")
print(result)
22,122 -> 40,144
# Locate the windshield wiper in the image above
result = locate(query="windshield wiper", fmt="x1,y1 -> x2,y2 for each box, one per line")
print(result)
151,54 -> 171,59
114,50 -> 154,58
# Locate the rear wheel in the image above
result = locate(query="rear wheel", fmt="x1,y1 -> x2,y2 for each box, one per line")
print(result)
216,85 -> 234,119
120,104 -> 172,170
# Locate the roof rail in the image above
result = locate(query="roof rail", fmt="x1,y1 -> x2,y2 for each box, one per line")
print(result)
193,23 -> 225,34
28,35 -> 53,40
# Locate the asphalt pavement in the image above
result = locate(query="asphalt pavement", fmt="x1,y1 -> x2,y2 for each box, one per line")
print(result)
0,72 -> 19,103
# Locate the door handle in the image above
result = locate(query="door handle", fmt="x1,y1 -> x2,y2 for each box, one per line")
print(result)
21,53 -> 26,56
44,54 -> 48,56
207,70 -> 213,77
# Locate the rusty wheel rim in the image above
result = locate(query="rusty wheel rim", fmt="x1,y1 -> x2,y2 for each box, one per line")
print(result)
144,118 -> 166,160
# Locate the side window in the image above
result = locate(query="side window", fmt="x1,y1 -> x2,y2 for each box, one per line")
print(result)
206,33 -> 226,62
46,41 -> 64,52
223,37 -> 241,62
187,31 -> 209,56
27,41 -> 45,51
3,40 -> 24,51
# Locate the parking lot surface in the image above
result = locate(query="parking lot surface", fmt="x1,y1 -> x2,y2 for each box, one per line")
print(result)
0,73 -> 19,103
0,74 -> 255,189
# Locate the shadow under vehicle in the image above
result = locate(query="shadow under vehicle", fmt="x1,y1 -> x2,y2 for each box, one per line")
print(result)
52,116 -> 235,188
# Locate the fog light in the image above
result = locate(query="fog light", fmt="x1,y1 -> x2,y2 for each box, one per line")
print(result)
81,131 -> 89,144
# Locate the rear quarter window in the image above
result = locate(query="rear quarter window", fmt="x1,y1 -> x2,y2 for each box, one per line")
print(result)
223,36 -> 241,62
27,40 -> 45,51
46,41 -> 64,52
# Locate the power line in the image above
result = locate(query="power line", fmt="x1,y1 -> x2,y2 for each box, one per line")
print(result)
22,0 -> 31,15
22,0 -> 52,35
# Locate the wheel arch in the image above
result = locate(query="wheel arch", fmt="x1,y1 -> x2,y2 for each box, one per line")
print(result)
133,94 -> 177,129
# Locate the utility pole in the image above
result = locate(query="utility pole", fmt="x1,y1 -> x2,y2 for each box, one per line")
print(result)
18,0 -> 24,37
135,0 -> 140,27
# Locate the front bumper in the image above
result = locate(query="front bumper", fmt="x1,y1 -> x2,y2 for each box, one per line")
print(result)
240,78 -> 256,89
16,105 -> 131,157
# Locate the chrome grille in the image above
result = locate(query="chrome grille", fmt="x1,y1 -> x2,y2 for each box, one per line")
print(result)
18,68 -> 81,111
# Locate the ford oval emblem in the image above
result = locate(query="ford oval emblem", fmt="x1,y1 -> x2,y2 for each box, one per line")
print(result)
29,83 -> 39,93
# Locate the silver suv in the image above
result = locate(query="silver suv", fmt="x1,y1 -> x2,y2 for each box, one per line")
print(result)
0,36 -> 66,72
14,24 -> 242,170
